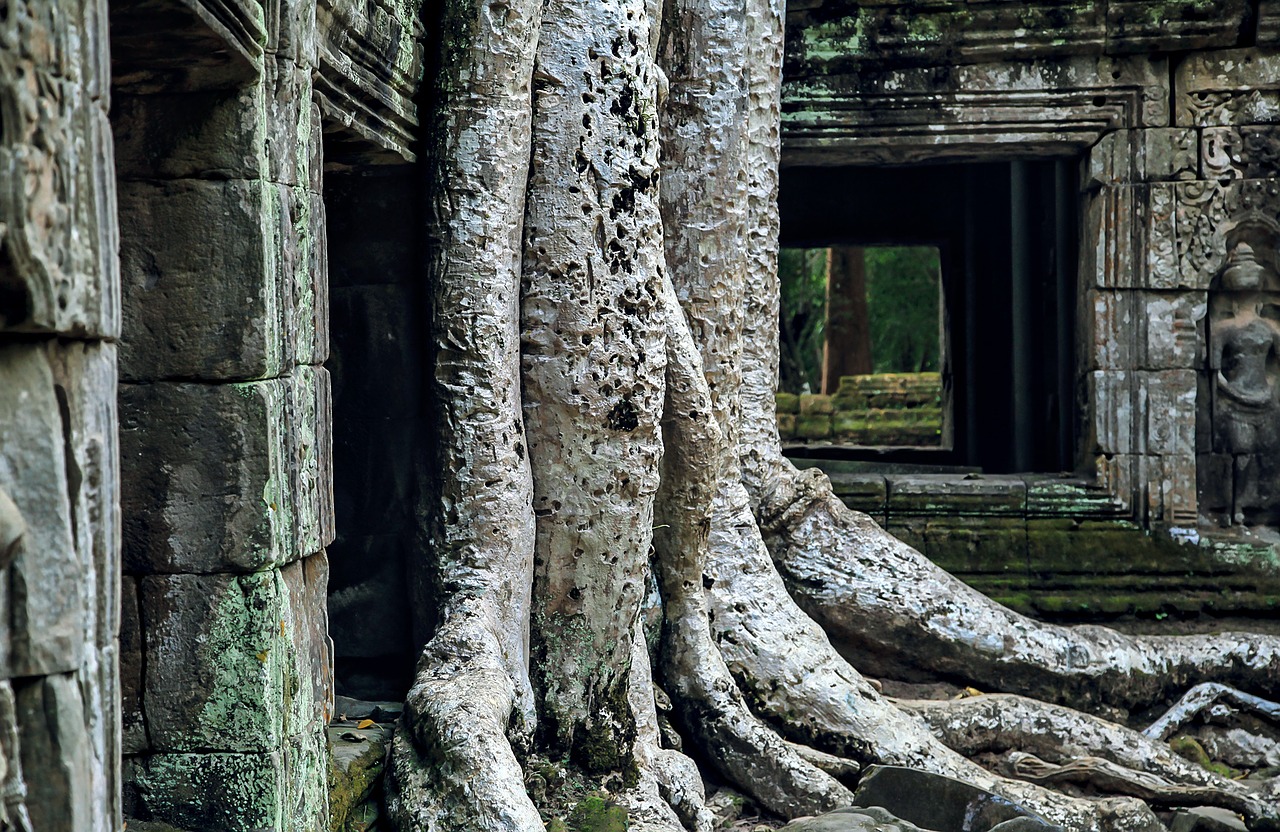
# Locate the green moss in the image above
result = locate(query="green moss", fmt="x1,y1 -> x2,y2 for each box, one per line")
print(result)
568,796 -> 628,832
1170,735 -> 1243,779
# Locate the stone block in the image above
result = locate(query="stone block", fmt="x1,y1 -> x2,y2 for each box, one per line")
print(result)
298,188 -> 330,366
1027,518 -> 1160,575
121,380 -> 295,573
288,366 -> 334,557
265,58 -> 312,188
923,517 -> 1027,575
283,724 -> 329,832
329,284 -> 424,419
1024,477 -> 1129,518
15,673 -> 93,832
1261,1 -> 1280,44
110,86 -> 267,181
1088,370 -> 1135,454
1139,370 -> 1197,454
303,552 -> 333,723
799,393 -> 834,416
44,341 -> 120,649
1144,453 -> 1199,526
1087,128 -> 1198,185
0,344 -> 84,678
1107,0 -> 1247,54
1084,289 -> 1136,371
1095,453 -> 1139,510
884,518 -> 927,555
1146,183 -> 1180,289
281,556 -> 332,739
796,414 -> 832,441
777,412 -> 797,438
117,178 -> 284,381
124,751 -> 283,832
140,571 -> 287,752
0,68 -> 118,337
775,392 -> 800,414
887,474 -> 1025,517
1177,48 -> 1280,127
1082,185 -> 1143,289
121,578 -> 147,755
1139,292 -> 1205,368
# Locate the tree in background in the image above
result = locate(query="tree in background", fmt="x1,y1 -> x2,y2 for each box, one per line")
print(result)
866,245 -> 941,374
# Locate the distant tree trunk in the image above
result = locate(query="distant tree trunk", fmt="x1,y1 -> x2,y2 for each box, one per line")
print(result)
387,0 -> 1280,827
822,246 -> 871,393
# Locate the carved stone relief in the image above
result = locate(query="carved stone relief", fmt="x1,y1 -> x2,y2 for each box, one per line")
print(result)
1200,223 -> 1280,526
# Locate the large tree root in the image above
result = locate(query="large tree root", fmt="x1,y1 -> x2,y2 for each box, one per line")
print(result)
758,469 -> 1280,714
899,695 -> 1280,830
654,276 -> 855,819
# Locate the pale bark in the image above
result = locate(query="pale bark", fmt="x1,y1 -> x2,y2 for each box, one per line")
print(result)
653,274 -> 855,818
520,0 -> 668,770
1143,683 -> 1280,741
387,0 -> 543,824
762,476 -> 1280,712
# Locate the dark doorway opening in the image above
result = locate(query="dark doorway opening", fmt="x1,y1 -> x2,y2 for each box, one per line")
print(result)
780,160 -> 1080,474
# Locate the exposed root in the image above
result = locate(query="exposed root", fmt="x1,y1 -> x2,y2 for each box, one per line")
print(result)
387,614 -> 543,832
761,469 -> 1280,713
898,694 -> 1279,830
1144,683 -> 1280,741
653,275 -> 854,819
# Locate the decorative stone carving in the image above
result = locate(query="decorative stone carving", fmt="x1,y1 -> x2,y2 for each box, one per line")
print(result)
1201,227 -> 1280,526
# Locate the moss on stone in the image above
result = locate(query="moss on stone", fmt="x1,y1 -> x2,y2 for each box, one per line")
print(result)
1170,735 -> 1243,780
568,795 -> 628,832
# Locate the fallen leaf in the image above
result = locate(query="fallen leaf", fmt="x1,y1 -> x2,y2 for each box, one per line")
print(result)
357,718 -> 376,729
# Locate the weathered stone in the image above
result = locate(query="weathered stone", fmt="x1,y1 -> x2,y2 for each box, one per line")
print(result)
887,475 -> 1025,516
1106,1 -> 1247,54
1140,370 -> 1198,454
121,380 -> 295,573
110,86 -> 267,181
1088,370 -> 1135,455
1087,128 -> 1198,185
1140,293 -> 1205,368
117,178 -> 283,381
783,805 -> 937,832
851,765 -> 1052,832
1085,290 -> 1136,371
1177,48 -> 1280,127
825,473 -> 888,518
140,572 -> 287,752
796,414 -> 833,441
800,393 -> 834,416
15,673 -> 93,832
328,723 -> 389,832
289,366 -> 334,559
284,722 -> 329,832
125,751 -> 283,832
0,344 -> 84,677
924,517 -> 1028,575
776,392 -> 800,414
1024,478 -> 1129,519
1082,185 -> 1144,289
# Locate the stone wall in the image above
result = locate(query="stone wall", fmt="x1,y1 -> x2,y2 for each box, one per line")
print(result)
108,1 -> 424,830
0,0 -> 121,829
780,1 -> 1280,546
777,374 -> 944,446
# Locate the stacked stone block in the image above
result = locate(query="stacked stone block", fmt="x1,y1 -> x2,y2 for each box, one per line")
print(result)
0,0 -> 121,829
112,2 -> 334,828
778,373 -> 943,446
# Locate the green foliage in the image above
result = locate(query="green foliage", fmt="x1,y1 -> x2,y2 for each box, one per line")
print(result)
778,248 -> 828,394
865,246 -> 941,374
778,245 -> 942,394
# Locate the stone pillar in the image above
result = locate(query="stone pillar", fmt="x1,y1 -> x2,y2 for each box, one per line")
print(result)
0,1 -> 122,830
111,2 -> 334,829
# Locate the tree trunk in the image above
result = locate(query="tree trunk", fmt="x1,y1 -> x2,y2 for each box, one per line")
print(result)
385,0 -> 543,825
823,246 -> 872,392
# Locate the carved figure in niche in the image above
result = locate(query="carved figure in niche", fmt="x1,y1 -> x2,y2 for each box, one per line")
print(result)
1206,236 -> 1280,526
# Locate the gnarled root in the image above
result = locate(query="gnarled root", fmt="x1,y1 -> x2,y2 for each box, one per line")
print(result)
654,276 -> 854,819
387,612 -> 543,832
761,469 -> 1280,713
1144,683 -> 1280,741
899,694 -> 1279,830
